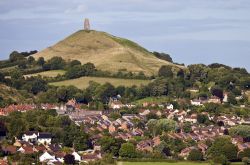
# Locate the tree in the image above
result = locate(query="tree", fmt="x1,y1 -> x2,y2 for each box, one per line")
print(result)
119,143 -> 136,158
211,86 -> 224,100
17,59 -> 27,69
207,136 -> 238,161
229,125 -> 250,139
94,83 -> 116,103
46,56 -> 66,70
158,65 -> 173,78
157,119 -> 177,133
183,122 -> 192,133
228,92 -> 237,105
212,155 -> 230,165
24,78 -> 48,95
37,57 -> 45,66
73,132 -> 89,151
69,60 -> 81,67
8,117 -> 27,138
197,114 -> 209,124
239,148 -> 250,160
9,51 -> 24,62
64,154 -> 75,164
99,136 -> 124,156
187,149 -> 203,161
148,78 -> 168,96
153,52 -> 173,62
0,72 -> 5,82
154,141 -> 171,157
27,56 -> 35,65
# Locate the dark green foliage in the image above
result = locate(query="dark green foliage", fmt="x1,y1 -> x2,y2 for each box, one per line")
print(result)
65,62 -> 96,79
119,143 -> 137,158
153,52 -> 173,63
208,136 -> 238,161
37,57 -> 45,66
69,60 -> 81,67
99,136 -> 125,156
183,122 -> 192,133
64,154 -> 75,164
229,125 -> 250,139
2,110 -> 89,149
187,149 -> 203,161
239,148 -> 250,159
23,77 -> 48,95
197,114 -> 209,124
211,86 -> 224,100
27,56 -> 35,65
212,155 -> 230,165
0,72 -> 5,82
44,56 -> 66,70
158,65 -> 173,78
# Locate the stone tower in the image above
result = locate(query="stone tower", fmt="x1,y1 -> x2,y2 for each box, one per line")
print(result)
84,18 -> 90,30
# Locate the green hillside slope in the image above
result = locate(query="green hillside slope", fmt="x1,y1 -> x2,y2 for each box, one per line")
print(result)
33,30 -> 182,75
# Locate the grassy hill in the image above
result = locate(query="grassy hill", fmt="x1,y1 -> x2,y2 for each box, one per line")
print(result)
33,30 -> 182,75
49,76 -> 151,89
0,84 -> 25,103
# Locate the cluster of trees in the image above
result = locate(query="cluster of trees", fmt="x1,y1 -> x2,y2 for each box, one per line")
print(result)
0,110 -> 90,151
0,51 -> 38,69
152,52 -> 173,63
65,62 -> 96,79
147,119 -> 177,137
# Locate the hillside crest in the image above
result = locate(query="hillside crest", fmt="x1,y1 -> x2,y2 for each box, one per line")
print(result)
33,30 -> 180,75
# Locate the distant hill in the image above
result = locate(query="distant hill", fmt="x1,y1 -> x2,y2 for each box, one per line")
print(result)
33,30 -> 182,75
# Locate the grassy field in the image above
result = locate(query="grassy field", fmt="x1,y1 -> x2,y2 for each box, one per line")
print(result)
118,162 -> 243,165
50,76 -> 151,89
24,70 -> 65,78
117,162 -> 209,165
133,96 -> 171,105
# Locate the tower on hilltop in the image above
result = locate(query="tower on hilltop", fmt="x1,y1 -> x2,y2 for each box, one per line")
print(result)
84,18 -> 90,30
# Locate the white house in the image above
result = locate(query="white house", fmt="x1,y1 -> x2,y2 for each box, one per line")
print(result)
39,151 -> 56,162
166,104 -> 174,110
22,131 -> 38,143
191,99 -> 203,106
38,133 -> 52,145
72,151 -> 81,162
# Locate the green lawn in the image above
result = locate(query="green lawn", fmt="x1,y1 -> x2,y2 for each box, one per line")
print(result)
133,96 -> 171,105
50,76 -> 151,89
24,70 -> 66,78
118,162 -> 209,165
118,162 -> 243,165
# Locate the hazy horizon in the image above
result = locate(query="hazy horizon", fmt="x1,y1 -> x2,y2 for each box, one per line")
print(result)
0,0 -> 249,71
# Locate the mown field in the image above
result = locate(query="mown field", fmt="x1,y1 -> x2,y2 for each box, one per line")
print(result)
117,162 -> 209,165
133,96 -> 171,105
50,76 -> 151,89
117,162 -> 243,165
24,70 -> 66,78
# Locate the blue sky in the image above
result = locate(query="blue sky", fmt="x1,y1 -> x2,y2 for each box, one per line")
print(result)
0,0 -> 250,70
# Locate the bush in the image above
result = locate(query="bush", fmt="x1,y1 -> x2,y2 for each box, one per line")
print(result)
187,149 -> 203,161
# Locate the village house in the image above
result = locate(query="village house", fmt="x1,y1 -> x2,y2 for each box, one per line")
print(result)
22,131 -> 52,145
179,146 -> 198,159
208,96 -> 221,104
39,151 -> 57,163
108,97 -> 124,109
22,131 -> 39,143
166,103 -> 174,110
191,99 -> 203,106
